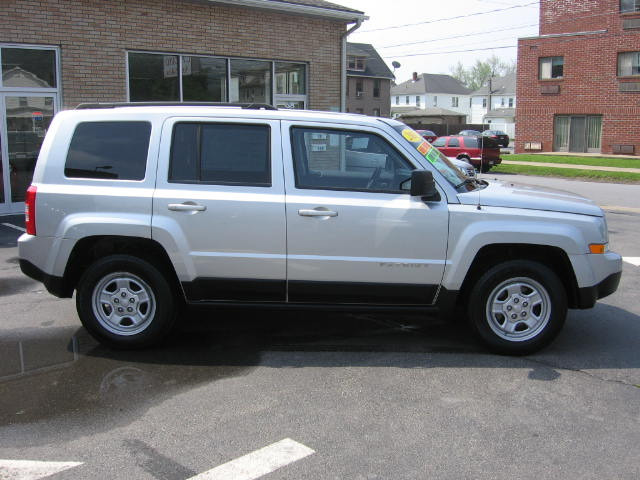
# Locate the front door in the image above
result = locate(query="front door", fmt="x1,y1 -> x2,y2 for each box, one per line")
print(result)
0,93 -> 55,213
282,121 -> 449,305
569,115 -> 586,153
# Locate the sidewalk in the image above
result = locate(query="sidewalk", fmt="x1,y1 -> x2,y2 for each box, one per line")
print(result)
501,160 -> 640,173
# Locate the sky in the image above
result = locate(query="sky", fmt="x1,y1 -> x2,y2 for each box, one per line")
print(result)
335,0 -> 541,83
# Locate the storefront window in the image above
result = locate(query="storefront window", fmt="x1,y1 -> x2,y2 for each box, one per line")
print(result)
275,62 -> 306,95
182,56 -> 227,102
1,48 -> 57,88
128,53 -> 179,101
230,59 -> 272,104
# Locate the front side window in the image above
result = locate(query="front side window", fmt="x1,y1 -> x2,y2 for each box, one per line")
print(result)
290,127 -> 414,193
65,122 -> 151,180
618,51 -> 640,76
621,0 -> 640,12
448,138 -> 460,147
540,56 -> 564,79
170,123 -> 270,186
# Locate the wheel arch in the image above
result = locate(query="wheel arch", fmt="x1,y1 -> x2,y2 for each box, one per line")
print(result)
62,235 -> 183,299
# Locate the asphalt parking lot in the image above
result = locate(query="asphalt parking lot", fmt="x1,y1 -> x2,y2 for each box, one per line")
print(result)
0,176 -> 639,480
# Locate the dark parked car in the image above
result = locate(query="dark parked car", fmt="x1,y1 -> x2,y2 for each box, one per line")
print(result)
416,129 -> 437,143
458,129 -> 482,136
432,135 -> 502,172
483,129 -> 510,147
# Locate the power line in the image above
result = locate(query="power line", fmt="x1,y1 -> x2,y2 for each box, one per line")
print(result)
383,45 -> 517,59
359,1 -> 539,33
378,23 -> 538,50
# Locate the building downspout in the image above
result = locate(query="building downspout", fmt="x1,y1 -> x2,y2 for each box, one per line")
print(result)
341,18 -> 363,112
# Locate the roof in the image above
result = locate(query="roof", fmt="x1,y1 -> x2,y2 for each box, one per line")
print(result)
391,74 -> 472,95
484,107 -> 515,119
394,107 -> 466,118
207,0 -> 366,21
471,72 -> 516,96
347,43 -> 394,80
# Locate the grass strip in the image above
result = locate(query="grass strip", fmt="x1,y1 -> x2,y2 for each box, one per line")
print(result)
490,164 -> 640,183
506,154 -> 640,169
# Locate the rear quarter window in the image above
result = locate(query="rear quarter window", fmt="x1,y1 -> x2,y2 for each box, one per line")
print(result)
463,137 -> 478,148
64,121 -> 151,180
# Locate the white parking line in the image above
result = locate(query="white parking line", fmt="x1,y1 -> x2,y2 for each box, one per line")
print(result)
1,223 -> 25,232
623,257 -> 640,267
187,438 -> 315,480
0,459 -> 83,479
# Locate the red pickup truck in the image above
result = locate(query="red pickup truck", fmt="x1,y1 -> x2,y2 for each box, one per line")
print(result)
432,135 -> 502,172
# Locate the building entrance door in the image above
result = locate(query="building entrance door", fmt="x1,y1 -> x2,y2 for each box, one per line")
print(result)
568,116 -> 586,153
0,93 -> 55,213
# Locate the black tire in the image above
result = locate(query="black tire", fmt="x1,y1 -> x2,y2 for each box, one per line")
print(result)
480,165 -> 492,173
467,260 -> 567,355
76,254 -> 177,349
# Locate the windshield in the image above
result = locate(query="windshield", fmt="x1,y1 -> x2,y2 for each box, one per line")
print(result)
390,124 -> 470,189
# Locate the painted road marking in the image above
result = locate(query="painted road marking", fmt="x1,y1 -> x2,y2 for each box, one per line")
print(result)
187,438 -> 314,480
624,257 -> 640,267
1,223 -> 25,233
0,459 -> 83,479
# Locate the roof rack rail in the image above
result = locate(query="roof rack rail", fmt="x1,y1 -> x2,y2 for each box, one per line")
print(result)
75,102 -> 278,110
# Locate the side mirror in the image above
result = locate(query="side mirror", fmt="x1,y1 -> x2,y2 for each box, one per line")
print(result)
410,170 -> 440,201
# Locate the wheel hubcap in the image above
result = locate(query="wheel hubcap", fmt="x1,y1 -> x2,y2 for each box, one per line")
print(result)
91,272 -> 156,336
486,277 -> 551,342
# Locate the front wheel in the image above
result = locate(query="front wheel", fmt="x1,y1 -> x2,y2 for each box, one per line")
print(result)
76,255 -> 177,348
467,260 -> 567,355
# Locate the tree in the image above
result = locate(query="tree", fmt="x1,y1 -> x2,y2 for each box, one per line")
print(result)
450,55 -> 516,91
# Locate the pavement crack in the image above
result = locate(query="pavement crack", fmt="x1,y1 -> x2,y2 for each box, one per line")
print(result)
524,356 -> 638,389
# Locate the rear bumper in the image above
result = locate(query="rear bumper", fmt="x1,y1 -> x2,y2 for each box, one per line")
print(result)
19,259 -> 72,298
575,271 -> 622,309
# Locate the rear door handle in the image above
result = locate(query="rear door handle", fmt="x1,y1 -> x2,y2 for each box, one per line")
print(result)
298,209 -> 338,217
168,202 -> 206,212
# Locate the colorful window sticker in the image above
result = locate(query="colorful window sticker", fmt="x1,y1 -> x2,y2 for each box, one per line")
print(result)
425,146 -> 440,164
401,128 -> 423,143
417,141 -> 429,155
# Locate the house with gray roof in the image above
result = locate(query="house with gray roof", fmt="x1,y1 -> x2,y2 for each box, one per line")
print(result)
391,73 -> 472,122
470,73 -> 516,136
346,42 -> 395,117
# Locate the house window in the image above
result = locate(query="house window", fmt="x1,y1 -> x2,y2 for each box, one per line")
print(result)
500,97 -> 505,107
621,0 -> 640,12
416,96 -> 420,107
405,96 -> 409,105
433,96 -> 438,106
509,97 -> 514,107
396,95 -> 399,104
539,56 -> 564,79
347,56 -> 365,71
356,79 -> 364,97
482,98 -> 487,108
373,79 -> 381,98
618,51 -> 640,76
469,97 -> 472,108
373,108 -> 380,117
451,97 -> 459,107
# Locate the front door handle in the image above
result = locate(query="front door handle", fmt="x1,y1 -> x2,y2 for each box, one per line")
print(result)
298,208 -> 338,217
168,202 -> 207,212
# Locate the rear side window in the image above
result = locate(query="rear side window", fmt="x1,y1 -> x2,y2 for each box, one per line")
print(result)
448,138 -> 460,147
170,123 -> 270,186
65,121 -> 151,180
464,137 -> 479,148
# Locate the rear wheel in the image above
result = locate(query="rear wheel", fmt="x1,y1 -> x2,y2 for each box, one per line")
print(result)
467,260 -> 567,355
76,255 -> 177,348
480,164 -> 492,173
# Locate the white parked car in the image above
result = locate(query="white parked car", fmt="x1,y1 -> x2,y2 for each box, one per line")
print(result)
19,103 -> 622,355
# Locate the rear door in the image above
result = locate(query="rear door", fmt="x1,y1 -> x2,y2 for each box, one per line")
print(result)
282,121 -> 448,305
152,116 -> 286,302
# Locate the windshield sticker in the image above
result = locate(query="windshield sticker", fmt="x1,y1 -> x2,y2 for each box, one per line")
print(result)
417,141 -> 429,155
425,146 -> 440,164
402,128 -> 422,143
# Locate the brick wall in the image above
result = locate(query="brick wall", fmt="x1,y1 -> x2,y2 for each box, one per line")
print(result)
0,0 -> 346,110
516,0 -> 640,155
346,77 -> 392,117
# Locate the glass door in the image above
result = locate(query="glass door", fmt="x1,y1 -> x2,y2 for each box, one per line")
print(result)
0,93 -> 55,210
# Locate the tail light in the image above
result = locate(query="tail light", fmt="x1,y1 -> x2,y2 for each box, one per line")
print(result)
25,185 -> 37,235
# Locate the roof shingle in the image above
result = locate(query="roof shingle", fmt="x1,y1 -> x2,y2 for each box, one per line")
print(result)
391,74 -> 471,95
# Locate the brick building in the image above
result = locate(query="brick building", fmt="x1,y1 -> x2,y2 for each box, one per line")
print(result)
0,0 -> 365,214
516,0 -> 640,155
345,43 -> 394,117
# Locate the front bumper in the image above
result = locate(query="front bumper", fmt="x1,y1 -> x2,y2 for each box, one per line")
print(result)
575,270 -> 622,309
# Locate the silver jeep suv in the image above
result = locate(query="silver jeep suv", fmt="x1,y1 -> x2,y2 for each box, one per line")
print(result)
19,103 -> 622,354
